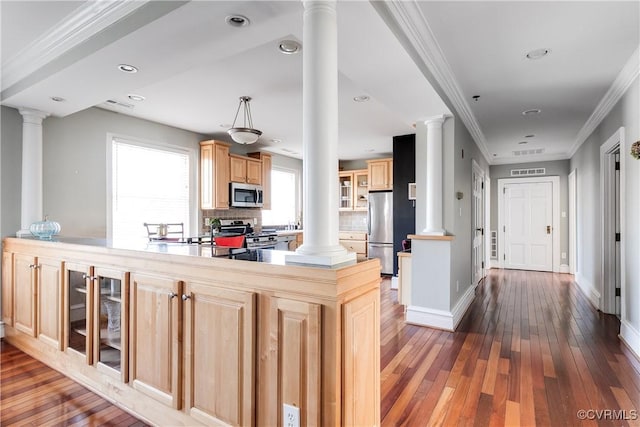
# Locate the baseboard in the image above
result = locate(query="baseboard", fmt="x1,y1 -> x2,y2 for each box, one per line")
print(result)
405,284 -> 476,331
559,264 -> 570,274
574,272 -> 601,310
490,260 -> 500,269
620,320 -> 640,363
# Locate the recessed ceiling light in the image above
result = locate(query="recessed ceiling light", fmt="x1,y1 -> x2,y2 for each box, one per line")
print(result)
278,40 -> 301,55
127,94 -> 145,102
524,134 -> 535,138
472,95 -> 480,101
117,64 -> 138,73
493,154 -> 497,157
526,48 -> 551,60
220,123 -> 232,128
270,138 -> 282,144
225,15 -> 250,27
518,141 -> 528,145
50,96 -> 65,102
522,108 -> 541,116
353,95 -> 370,102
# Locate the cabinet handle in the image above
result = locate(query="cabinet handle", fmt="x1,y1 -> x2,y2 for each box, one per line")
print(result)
168,292 -> 178,299
82,274 -> 96,281
29,264 -> 40,269
181,294 -> 191,301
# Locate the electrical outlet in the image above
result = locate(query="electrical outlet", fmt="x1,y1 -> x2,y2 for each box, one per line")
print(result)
283,404 -> 300,427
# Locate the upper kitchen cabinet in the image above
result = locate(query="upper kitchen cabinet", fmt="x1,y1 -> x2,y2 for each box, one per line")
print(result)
230,154 -> 262,185
367,158 -> 393,191
339,172 -> 354,210
248,152 -> 272,210
339,169 -> 368,211
200,140 -> 230,210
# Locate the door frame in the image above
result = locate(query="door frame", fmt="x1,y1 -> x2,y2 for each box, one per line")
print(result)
498,176 -> 560,272
600,127 -> 626,315
568,169 -> 577,275
471,160 -> 485,283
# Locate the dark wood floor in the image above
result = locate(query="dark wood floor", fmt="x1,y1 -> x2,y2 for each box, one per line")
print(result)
0,341 -> 146,426
381,269 -> 640,426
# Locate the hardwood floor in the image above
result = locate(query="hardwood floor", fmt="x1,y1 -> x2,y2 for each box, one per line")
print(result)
381,269 -> 640,427
0,341 -> 146,426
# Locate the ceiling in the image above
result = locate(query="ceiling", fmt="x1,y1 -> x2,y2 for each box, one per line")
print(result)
1,1 -> 638,164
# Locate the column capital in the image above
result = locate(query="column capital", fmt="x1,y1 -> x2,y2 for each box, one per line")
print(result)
19,108 -> 49,125
422,114 -> 451,127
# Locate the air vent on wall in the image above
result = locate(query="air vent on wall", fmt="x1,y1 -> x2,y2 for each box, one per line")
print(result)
512,148 -> 544,156
104,99 -> 134,109
510,168 -> 546,177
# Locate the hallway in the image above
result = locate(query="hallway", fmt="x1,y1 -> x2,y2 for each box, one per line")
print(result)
381,269 -> 640,426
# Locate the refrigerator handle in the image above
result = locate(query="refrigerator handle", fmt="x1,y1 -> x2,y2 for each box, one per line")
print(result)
367,204 -> 371,236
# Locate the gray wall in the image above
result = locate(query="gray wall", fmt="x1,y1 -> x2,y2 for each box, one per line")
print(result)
570,76 -> 640,339
43,107 -> 206,237
1,106 -> 22,238
489,160 -> 570,265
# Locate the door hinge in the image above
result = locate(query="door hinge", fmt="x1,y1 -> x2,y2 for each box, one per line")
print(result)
615,161 -> 620,171
503,225 -> 506,232
503,254 -> 506,261
615,232 -> 621,242
481,181 -> 484,190
503,187 -> 506,194
481,261 -> 485,269
615,288 -> 621,297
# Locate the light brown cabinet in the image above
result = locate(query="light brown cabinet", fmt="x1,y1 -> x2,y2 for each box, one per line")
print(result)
200,140 -> 230,210
12,253 -> 62,350
230,154 -> 262,185
339,169 -> 368,211
248,152 -> 272,209
2,252 -> 13,326
367,158 -> 393,191
339,231 -> 368,258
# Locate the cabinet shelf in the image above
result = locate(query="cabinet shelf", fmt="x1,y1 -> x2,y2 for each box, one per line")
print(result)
100,329 -> 122,351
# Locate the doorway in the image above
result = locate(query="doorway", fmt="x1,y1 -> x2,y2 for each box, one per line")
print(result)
568,169 -> 577,275
498,176 -> 560,272
600,128 -> 625,317
471,160 -> 485,284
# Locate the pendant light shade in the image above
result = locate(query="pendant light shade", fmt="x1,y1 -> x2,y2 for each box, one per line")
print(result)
227,96 -> 262,144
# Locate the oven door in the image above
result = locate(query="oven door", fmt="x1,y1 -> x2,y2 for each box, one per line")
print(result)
230,183 -> 263,208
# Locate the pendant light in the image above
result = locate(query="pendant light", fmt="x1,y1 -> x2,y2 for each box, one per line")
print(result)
227,96 -> 262,144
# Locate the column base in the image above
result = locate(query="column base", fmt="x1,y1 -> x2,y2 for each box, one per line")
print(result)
287,244 -> 357,267
16,229 -> 32,238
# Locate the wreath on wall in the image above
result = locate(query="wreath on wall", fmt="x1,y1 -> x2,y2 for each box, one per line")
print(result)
632,141 -> 640,160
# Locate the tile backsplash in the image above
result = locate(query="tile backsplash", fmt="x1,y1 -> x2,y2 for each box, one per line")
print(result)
202,208 -> 262,232
339,211 -> 367,231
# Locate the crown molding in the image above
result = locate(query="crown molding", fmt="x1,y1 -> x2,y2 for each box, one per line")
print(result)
2,0 -> 150,91
374,0 -> 492,164
489,152 -> 569,166
568,46 -> 639,158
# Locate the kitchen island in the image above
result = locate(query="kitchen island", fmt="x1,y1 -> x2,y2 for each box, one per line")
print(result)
1,236 -> 381,426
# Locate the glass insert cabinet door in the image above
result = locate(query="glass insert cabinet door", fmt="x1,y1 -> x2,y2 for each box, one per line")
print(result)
93,267 -> 129,382
64,263 -> 129,382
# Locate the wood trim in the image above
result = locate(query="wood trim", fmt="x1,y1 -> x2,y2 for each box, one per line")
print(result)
407,234 -> 454,241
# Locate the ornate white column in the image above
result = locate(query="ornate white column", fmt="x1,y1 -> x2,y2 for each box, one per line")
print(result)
17,108 -> 49,237
422,114 -> 449,235
288,0 -> 354,266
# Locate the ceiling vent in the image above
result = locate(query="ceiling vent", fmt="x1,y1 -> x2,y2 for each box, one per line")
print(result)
104,99 -> 134,109
512,148 -> 544,156
510,168 -> 546,177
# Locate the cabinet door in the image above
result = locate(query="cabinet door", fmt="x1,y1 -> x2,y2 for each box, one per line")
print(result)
353,170 -> 369,211
259,297 -> 321,426
368,160 -> 392,191
214,143 -> 230,209
339,173 -> 354,210
64,262 -> 93,364
246,158 -> 262,185
2,252 -> 13,326
200,143 -> 214,209
13,253 -> 37,337
261,154 -> 272,209
94,267 -> 129,382
37,257 -> 63,350
130,273 -> 182,408
184,282 -> 255,426
230,156 -> 247,183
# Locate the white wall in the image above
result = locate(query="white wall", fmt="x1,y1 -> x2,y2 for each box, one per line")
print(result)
1,106 -> 22,238
570,76 -> 640,356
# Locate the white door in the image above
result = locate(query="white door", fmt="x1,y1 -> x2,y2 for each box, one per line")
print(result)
504,182 -> 553,271
472,166 -> 484,284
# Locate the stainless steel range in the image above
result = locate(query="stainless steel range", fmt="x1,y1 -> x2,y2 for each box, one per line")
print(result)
244,232 -> 278,249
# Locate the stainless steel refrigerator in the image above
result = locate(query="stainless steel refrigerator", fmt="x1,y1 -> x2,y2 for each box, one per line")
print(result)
368,191 -> 394,274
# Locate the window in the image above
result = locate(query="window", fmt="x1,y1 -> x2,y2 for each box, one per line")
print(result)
110,138 -> 192,241
262,168 -> 297,226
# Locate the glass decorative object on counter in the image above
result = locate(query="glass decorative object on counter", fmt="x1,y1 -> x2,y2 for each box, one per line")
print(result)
29,216 -> 61,240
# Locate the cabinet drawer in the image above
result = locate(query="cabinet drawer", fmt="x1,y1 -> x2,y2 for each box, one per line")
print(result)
338,232 -> 367,241
340,240 -> 367,254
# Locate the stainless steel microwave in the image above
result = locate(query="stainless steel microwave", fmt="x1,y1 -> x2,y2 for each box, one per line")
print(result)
230,182 -> 263,208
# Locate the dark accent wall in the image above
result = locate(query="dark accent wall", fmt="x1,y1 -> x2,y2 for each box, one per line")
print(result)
392,134 -> 416,275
